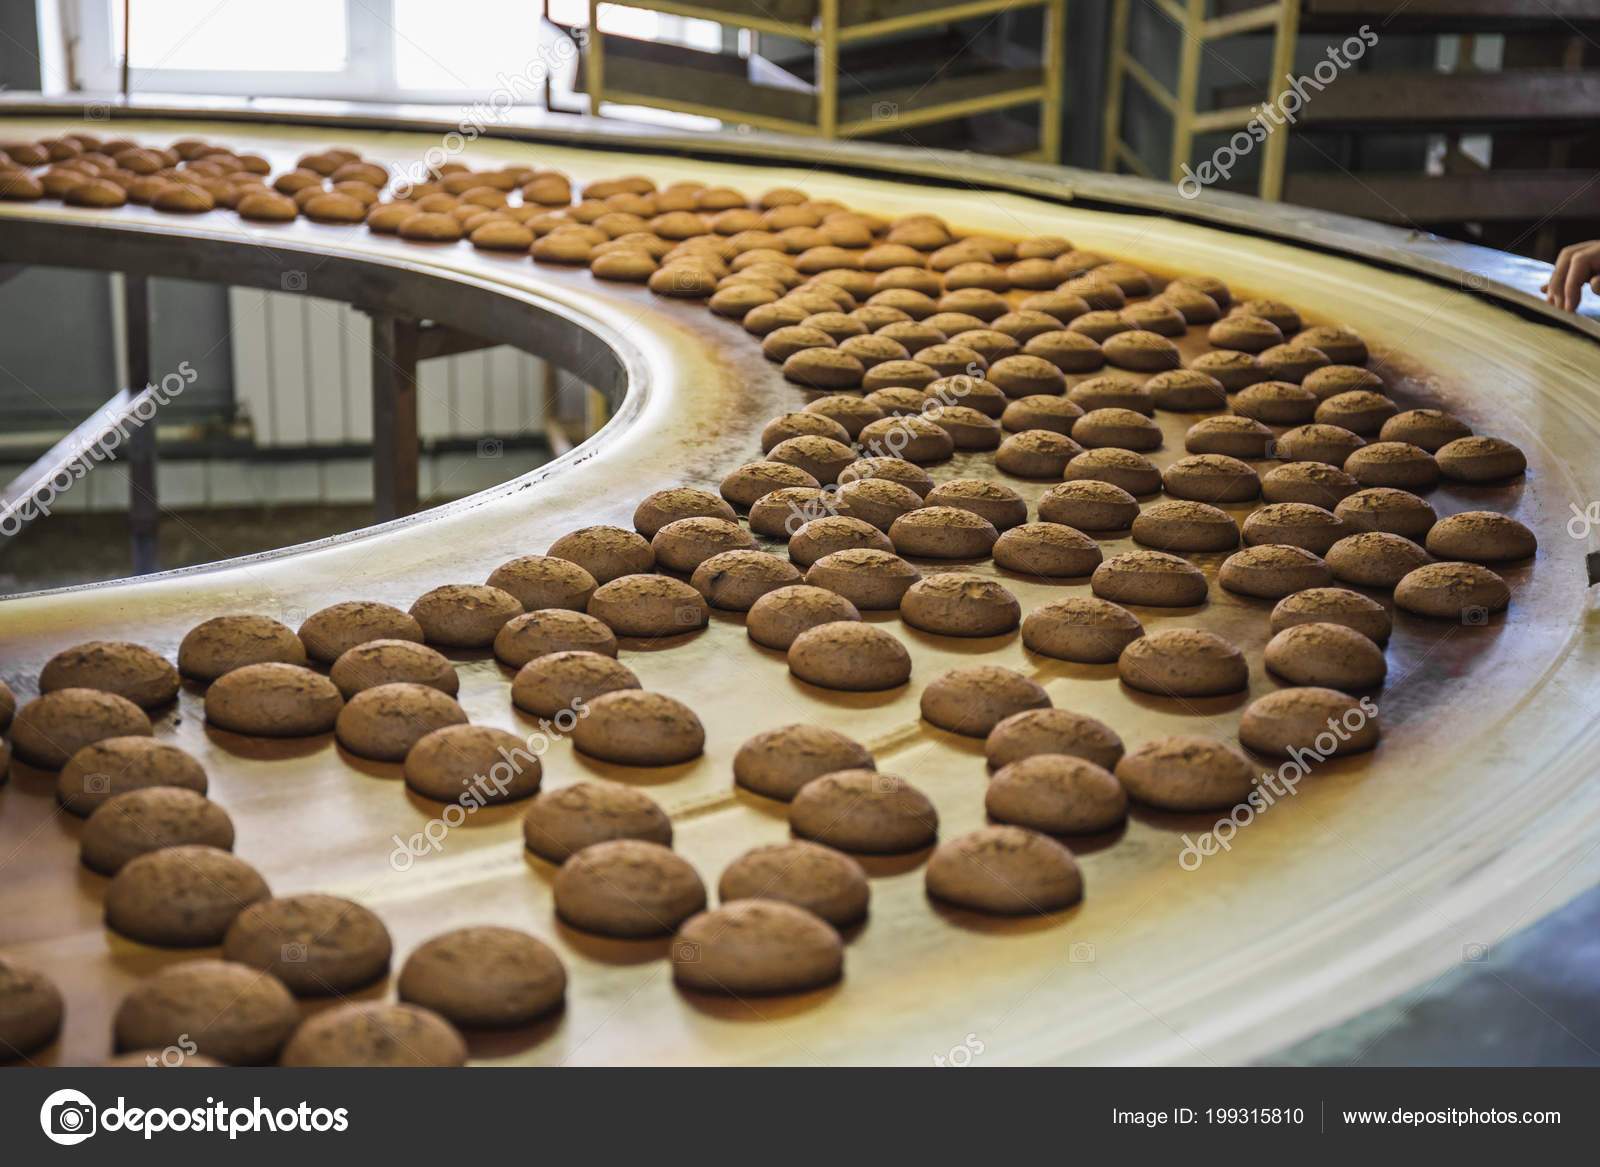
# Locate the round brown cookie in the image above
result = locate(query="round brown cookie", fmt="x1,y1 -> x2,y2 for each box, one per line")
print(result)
105,845 -> 271,947
1295,325 -> 1367,365
652,516 -> 758,573
1303,364 -> 1382,400
805,394 -> 886,438
1219,544 -> 1333,598
841,456 -> 936,497
1190,349 -> 1267,391
522,781 -> 671,862
1277,423 -> 1366,466
783,347 -> 865,389
1239,687 -> 1379,758
280,1002 -> 467,1067
900,573 -> 1021,637
1270,587 -> 1391,644
946,329 -> 1016,365
1102,329 -> 1180,371
691,549 -> 802,610
486,555 -> 598,613
10,688 -> 151,769
547,525 -> 655,583
924,403 -> 1003,450
1065,447 -> 1164,496
1380,408 -> 1472,452
1241,502 -> 1347,554
1072,408 -> 1163,452
788,515 -> 895,568
1001,394 -> 1084,434
987,755 -> 1127,834
1168,273 -> 1233,309
788,621 -> 911,691
993,522 -> 1103,578
329,639 -> 459,699
223,894 -> 391,997
1209,313 -> 1283,353
1162,454 -> 1261,503
398,926 -> 565,1028
865,385 -> 931,417
1131,500 -> 1240,552
748,487 -> 834,540
1067,373 -> 1154,414
925,478 -> 1028,530
295,602 -> 422,664
1343,441 -> 1439,490
1119,629 -> 1248,697
1232,298 -> 1301,334
718,841 -> 869,927
114,959 -> 297,1065
925,826 -> 1083,916
1394,561 -> 1510,620
39,641 -> 179,709
835,476 -> 924,531
1114,736 -> 1254,811
1120,301 -> 1188,337
1060,273 -> 1125,310
745,299 -> 811,335
672,900 -> 843,995
748,585 -> 861,650
876,320 -> 945,355
178,613 -> 306,681
1331,483 -> 1446,537
633,486 -> 739,538
510,651 -> 639,723
57,737 -> 207,817
1092,550 -> 1207,607
720,461 -> 821,510
1021,595 -> 1143,663
804,548 -> 921,610
996,429 -> 1086,476
494,609 -> 619,668
888,506 -> 999,559
1265,622 -> 1387,690
1315,389 -> 1398,436
405,723 -> 546,803
1326,531 -> 1432,589
921,665 -> 1051,737
81,787 -> 233,875
573,689 -> 705,766
1024,329 -> 1105,373
1153,285 -> 1222,324
768,434 -> 860,482
1258,342 -> 1332,383
0,957 -> 63,1059
987,354 -> 1067,397
1233,379 -> 1318,425
205,663 -> 344,737
1037,480 -> 1140,530
587,574 -> 709,637
1436,435 -> 1527,483
840,333 -> 912,369
1261,462 -> 1361,507
1184,415 -> 1275,459
1424,510 -> 1536,563
554,839 -> 707,938
1069,309 -> 1131,343
985,706 -> 1124,772
993,307 -> 1072,340
858,416 -> 955,464
931,373 -> 1015,418
733,724 -> 874,802
790,769 -> 937,853
410,584 -> 523,648
335,682 -> 467,762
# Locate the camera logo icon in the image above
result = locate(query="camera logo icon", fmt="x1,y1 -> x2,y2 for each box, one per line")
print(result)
85,103 -> 110,122
40,1088 -> 97,1145
281,941 -> 309,963
84,773 -> 111,795
673,940 -> 700,963
281,270 -> 308,293
477,438 -> 504,459
1462,605 -> 1489,626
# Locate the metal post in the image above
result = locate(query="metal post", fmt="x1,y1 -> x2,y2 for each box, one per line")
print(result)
124,273 -> 159,574
370,312 -> 421,522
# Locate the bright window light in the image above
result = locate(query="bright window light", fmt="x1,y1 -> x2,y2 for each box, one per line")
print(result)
118,0 -> 348,72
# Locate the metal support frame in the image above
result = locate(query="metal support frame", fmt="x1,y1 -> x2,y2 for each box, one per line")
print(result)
1102,0 -> 1300,199
122,273 -> 159,574
368,312 -> 422,524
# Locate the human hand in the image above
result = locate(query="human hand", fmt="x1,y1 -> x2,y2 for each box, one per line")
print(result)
1543,240 -> 1600,311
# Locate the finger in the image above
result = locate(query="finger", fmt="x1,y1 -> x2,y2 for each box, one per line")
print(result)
1549,247 -> 1574,306
1563,247 -> 1598,312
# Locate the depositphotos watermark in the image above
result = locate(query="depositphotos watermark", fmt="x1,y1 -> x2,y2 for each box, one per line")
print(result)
1178,695 -> 1378,870
0,361 -> 196,537
39,1088 -> 348,1144
389,699 -> 588,870
1178,25 -> 1378,199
